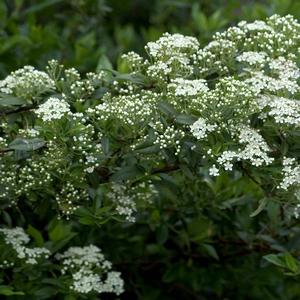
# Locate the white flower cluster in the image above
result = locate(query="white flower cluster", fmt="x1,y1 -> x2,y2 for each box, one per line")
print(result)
147,61 -> 173,79
55,182 -> 89,218
293,190 -> 300,218
66,70 -> 104,101
236,51 -> 267,66
17,142 -> 65,194
1,137 -> 90,217
168,78 -> 208,96
216,127 -> 273,172
2,14 -> 300,223
237,127 -> 274,166
89,91 -> 158,127
35,97 -> 70,121
84,153 -> 101,173
257,96 -> 300,126
71,125 -> 103,174
121,51 -> 145,71
202,78 -> 257,127
153,123 -> 185,156
269,56 -> 300,77
0,158 -> 18,202
146,33 -> 199,59
279,157 -> 300,190
197,15 -> 300,77
18,128 -> 40,138
239,20 -> 274,32
0,65 -> 55,98
209,165 -> 220,177
0,227 -> 50,265
190,118 -> 216,140
56,245 -> 124,295
0,260 -> 14,269
146,33 -> 200,79
0,136 -> 7,148
107,183 -> 137,222
245,57 -> 300,94
107,181 -> 157,222
0,229 -> 124,296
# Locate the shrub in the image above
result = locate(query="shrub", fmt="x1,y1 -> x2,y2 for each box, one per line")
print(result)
1,14 -> 300,299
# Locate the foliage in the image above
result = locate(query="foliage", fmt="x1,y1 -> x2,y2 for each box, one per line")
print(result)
1,2 -> 300,300
1,0 -> 300,75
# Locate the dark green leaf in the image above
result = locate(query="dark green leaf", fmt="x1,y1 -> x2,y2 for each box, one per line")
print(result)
175,114 -> 197,125
158,101 -> 178,117
9,138 -> 45,151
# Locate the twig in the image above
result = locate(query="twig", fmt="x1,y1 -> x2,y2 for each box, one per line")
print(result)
0,105 -> 35,116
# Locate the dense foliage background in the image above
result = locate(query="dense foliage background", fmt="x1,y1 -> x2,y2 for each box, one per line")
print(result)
1,1 -> 300,300
2,0 -> 300,74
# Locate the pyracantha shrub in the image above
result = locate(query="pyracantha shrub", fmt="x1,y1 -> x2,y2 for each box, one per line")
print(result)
1,14 -> 300,299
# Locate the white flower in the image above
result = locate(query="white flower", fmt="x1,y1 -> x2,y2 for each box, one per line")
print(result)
0,227 -> 50,264
269,57 -> 300,79
85,167 -> 95,173
279,157 -> 300,190
168,78 -> 208,96
257,96 -> 300,126
145,33 -> 199,78
238,20 -> 273,32
57,245 -> 124,295
0,65 -> 55,97
217,151 -> 236,171
237,126 -> 273,166
209,165 -> 220,176
92,91 -> 157,126
107,183 -> 137,222
35,97 -> 70,121
236,51 -> 267,66
146,33 -> 199,59
190,118 -> 216,140
245,57 -> 300,94
216,126 -> 273,172
154,124 -> 184,155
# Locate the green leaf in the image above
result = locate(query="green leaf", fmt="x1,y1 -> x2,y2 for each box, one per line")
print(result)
96,54 -> 113,72
1,211 -> 12,226
27,225 -> 44,247
23,0 -> 63,15
284,252 -> 299,273
49,221 -> 73,242
134,144 -> 160,154
250,198 -> 268,217
75,207 -> 94,225
0,286 -> 24,296
111,165 -> 144,181
179,164 -> 194,179
113,71 -> 147,85
14,150 -> 31,160
156,225 -> 169,244
158,101 -> 178,117
263,254 -> 286,268
0,94 -> 27,106
202,244 -> 219,260
175,114 -> 197,125
101,136 -> 110,156
34,287 -> 58,298
50,233 -> 77,253
9,138 -> 45,151
187,218 -> 212,241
